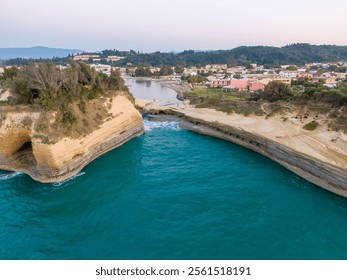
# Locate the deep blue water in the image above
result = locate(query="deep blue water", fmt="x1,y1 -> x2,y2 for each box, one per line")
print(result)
1,120 -> 347,260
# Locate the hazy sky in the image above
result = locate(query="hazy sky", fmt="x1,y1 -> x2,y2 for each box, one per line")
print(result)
1,0 -> 347,52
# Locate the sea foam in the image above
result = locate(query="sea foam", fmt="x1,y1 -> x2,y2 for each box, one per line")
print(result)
0,172 -> 23,181
143,119 -> 180,132
52,172 -> 86,189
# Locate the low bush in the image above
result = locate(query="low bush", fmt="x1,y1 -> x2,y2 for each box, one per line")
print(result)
303,121 -> 319,131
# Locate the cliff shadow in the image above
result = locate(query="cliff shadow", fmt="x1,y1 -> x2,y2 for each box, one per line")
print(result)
12,139 -> 37,167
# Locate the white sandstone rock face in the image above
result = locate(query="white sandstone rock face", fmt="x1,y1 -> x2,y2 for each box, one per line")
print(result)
0,94 -> 144,183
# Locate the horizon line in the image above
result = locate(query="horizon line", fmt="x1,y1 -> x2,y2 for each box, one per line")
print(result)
1,42 -> 347,54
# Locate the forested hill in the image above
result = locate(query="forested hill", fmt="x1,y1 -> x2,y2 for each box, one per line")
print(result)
3,44 -> 347,67
113,44 -> 347,67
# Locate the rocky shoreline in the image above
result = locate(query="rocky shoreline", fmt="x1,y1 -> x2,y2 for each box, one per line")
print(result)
139,100 -> 347,198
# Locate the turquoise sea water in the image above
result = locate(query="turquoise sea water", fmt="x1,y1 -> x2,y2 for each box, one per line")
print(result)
2,119 -> 347,260
2,79 -> 347,260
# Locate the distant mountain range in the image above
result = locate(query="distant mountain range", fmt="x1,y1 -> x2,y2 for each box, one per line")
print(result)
0,46 -> 83,59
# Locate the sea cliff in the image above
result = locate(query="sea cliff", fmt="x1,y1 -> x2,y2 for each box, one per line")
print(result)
0,94 -> 144,183
138,100 -> 347,197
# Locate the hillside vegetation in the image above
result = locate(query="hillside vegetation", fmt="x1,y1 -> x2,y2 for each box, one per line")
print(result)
0,61 -> 129,140
113,44 -> 347,67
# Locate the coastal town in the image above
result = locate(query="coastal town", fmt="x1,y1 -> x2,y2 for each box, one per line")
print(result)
3,52 -> 346,94
125,62 -> 346,90
88,54 -> 346,90
86,53 -> 345,83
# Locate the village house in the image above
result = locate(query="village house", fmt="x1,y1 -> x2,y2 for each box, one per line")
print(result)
318,72 -> 333,78
211,79 -> 230,87
73,54 -> 101,62
160,75 -> 181,81
312,77 -> 337,84
275,78 -> 292,85
229,79 -> 251,91
297,72 -> 313,80
334,72 -> 347,80
205,64 -> 228,71
249,81 -> 265,91
278,70 -> 298,78
90,64 -> 112,75
149,67 -> 160,74
107,55 -> 125,62
245,73 -> 277,81
229,66 -> 247,74
324,78 -> 336,84
211,79 -> 265,92
183,67 -> 198,76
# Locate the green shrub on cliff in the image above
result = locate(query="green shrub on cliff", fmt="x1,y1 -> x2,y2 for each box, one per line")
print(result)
2,61 -> 126,108
0,61 -> 127,129
303,121 -> 319,131
0,67 -> 20,80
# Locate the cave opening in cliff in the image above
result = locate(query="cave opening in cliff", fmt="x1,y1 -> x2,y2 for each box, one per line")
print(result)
16,140 -> 37,165
17,141 -> 33,153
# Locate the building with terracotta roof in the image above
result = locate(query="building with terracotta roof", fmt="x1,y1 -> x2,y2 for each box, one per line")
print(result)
297,73 -> 313,79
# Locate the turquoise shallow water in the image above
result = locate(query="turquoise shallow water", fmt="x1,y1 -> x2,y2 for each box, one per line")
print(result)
1,120 -> 347,260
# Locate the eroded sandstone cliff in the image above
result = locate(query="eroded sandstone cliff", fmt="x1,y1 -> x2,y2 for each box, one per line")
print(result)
0,94 -> 144,183
139,100 -> 347,198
